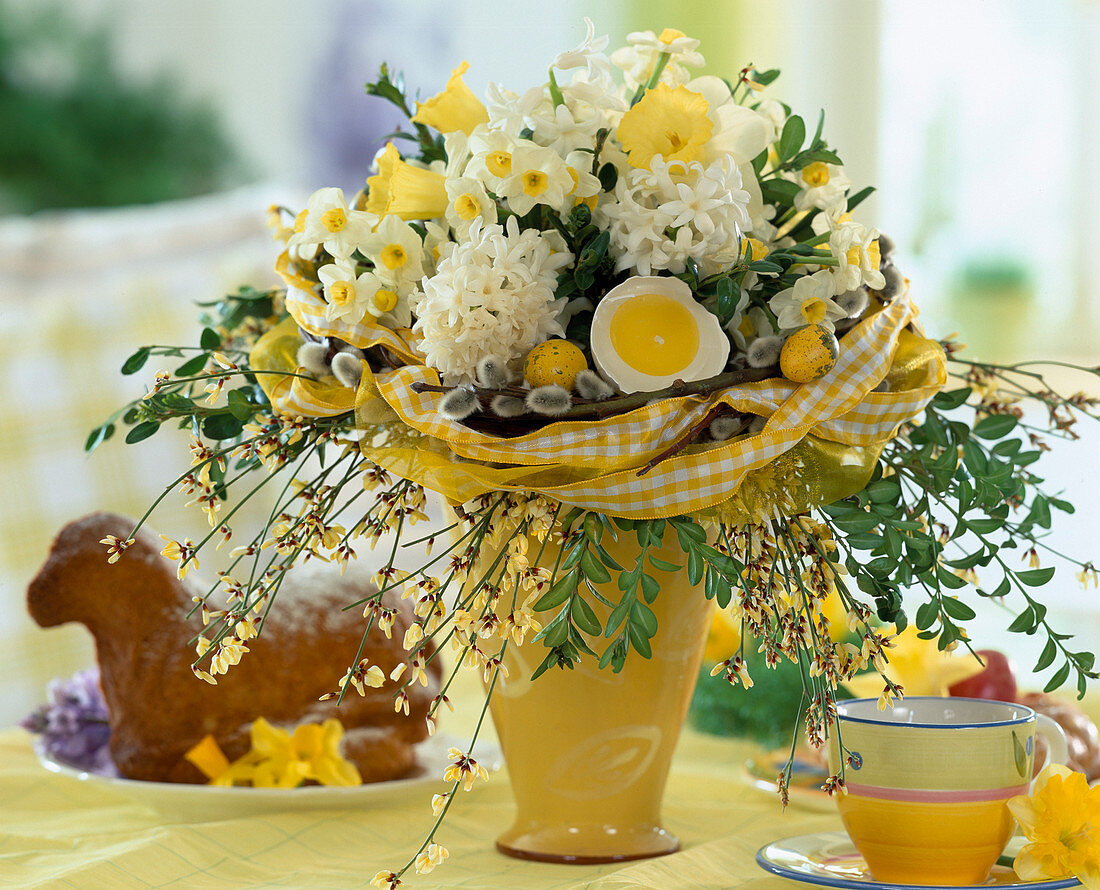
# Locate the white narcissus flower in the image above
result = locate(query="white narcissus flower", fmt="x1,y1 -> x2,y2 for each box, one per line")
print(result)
411,216 -> 573,385
829,222 -> 886,292
466,127 -> 520,191
445,176 -> 496,236
291,187 -> 377,259
564,150 -> 602,205
790,162 -> 852,213
360,214 -> 425,292
497,142 -> 573,216
317,260 -> 398,325
611,28 -> 705,91
769,270 -> 848,333
484,83 -> 541,138
552,16 -> 611,81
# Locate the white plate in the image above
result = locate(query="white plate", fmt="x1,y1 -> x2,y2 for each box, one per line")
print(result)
37,733 -> 502,822
756,831 -> 1081,890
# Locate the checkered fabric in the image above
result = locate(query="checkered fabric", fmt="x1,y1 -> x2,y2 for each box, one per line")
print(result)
281,287 -> 945,519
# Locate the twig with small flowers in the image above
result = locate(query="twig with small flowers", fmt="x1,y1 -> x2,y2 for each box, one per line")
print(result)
373,642 -> 506,889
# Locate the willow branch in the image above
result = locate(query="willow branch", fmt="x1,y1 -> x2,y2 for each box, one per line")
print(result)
410,366 -> 777,421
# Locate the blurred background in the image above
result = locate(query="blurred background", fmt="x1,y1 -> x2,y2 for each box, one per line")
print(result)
1,0 -> 1097,725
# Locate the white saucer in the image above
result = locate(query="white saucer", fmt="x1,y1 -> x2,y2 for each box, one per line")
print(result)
37,733 -> 502,823
756,831 -> 1081,890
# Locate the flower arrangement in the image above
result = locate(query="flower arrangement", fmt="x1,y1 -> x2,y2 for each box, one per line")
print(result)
91,20 -> 1100,884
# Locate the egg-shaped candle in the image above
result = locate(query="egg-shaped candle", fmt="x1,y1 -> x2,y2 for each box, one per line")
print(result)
590,276 -> 730,394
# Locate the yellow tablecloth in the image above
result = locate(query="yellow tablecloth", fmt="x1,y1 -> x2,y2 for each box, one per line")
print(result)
0,725 -> 838,889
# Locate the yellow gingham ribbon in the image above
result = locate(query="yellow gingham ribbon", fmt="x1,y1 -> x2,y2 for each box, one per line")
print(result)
257,285 -> 945,519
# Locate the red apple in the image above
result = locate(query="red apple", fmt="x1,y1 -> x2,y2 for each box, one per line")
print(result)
948,649 -> 1018,702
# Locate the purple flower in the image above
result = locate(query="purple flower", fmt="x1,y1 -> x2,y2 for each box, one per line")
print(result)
22,668 -> 116,776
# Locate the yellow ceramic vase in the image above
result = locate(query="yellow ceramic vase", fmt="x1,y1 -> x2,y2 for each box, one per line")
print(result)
489,530 -> 715,863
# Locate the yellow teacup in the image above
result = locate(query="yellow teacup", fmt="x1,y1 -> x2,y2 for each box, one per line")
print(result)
828,696 -> 1068,885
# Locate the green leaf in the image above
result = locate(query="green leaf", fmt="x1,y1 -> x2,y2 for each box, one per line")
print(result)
121,347 -> 151,375
85,423 -> 115,453
175,353 -> 209,376
534,571 -> 578,611
199,327 -> 221,350
540,613 -> 570,647
605,594 -> 634,637
670,517 -> 707,542
934,388 -> 972,410
639,573 -> 660,604
915,600 -> 939,630
793,147 -> 842,168
647,555 -> 680,573
686,548 -> 703,586
760,178 -> 802,205
867,480 -> 901,504
1034,639 -> 1057,672
630,600 -> 658,637
598,162 -> 618,192
1007,608 -> 1036,633
845,185 -> 875,211
570,596 -> 602,636
593,541 -> 625,572
778,115 -> 806,161
831,512 -> 881,534
1044,661 -> 1071,693
973,414 -> 1018,440
962,441 -> 988,475
936,568 -> 968,589
941,597 -> 976,621
124,421 -> 159,444
202,413 -> 244,440
628,622 -> 653,658
1016,567 -> 1056,587
529,650 -> 559,682
716,277 -> 737,323
227,389 -> 254,421
580,549 -> 611,584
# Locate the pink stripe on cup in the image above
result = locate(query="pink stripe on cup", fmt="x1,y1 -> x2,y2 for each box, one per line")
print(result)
844,782 -> 1029,803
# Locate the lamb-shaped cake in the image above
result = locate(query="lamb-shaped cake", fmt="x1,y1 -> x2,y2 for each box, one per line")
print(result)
27,512 -> 440,784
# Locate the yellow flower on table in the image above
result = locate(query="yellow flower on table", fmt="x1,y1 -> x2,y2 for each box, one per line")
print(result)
1008,764 -> 1100,889
187,717 -> 362,788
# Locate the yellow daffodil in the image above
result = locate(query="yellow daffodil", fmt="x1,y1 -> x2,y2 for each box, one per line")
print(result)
366,143 -> 449,220
1008,764 -> 1100,889
616,83 -> 713,170
410,61 -> 488,135
842,624 -> 984,699
184,718 -> 362,788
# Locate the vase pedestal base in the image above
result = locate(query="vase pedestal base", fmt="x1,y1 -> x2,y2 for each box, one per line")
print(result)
495,822 -> 680,864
